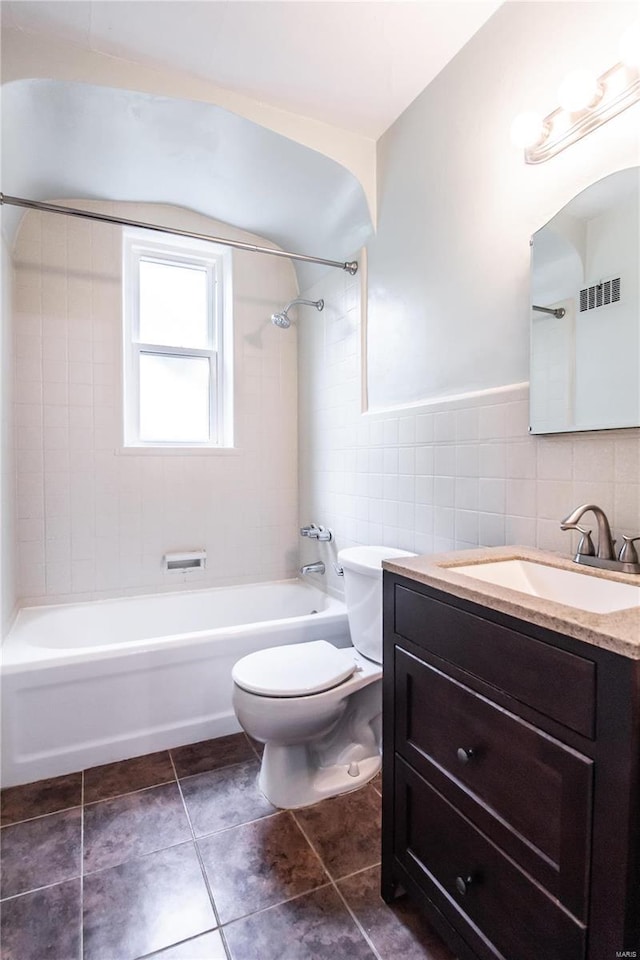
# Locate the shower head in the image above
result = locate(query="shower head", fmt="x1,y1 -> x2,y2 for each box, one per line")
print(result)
270,297 -> 324,329
271,310 -> 291,329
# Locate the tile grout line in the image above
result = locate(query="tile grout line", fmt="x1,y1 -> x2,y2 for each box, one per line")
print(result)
332,874 -> 385,960
83,836 -> 209,882
0,872 -> 84,904
243,732 -> 262,761
134,928 -> 223,960
168,752 -> 231,960
287,811 -> 333,884
83,776 -> 177,808
175,755 -> 260,788
192,807 -> 283,842
219,879 -> 336,930
291,811 -> 383,960
1,801 -> 83,830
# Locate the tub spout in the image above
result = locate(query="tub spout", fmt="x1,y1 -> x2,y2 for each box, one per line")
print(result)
300,562 -> 325,575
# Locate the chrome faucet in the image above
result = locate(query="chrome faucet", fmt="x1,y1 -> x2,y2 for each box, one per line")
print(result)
560,503 -> 640,575
300,561 -> 325,575
561,503 -> 615,560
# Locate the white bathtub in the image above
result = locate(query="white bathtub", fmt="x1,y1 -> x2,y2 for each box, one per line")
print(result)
1,580 -> 348,787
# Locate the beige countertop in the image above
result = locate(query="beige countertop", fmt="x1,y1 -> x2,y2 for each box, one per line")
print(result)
382,545 -> 640,660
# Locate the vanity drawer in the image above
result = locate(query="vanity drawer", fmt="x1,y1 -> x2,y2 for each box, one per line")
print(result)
393,584 -> 596,737
395,647 -> 592,917
394,757 -> 586,960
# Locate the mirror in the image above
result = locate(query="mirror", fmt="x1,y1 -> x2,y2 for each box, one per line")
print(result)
529,167 -> 640,434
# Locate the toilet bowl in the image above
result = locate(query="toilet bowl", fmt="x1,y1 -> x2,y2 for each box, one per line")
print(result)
232,545 -> 415,809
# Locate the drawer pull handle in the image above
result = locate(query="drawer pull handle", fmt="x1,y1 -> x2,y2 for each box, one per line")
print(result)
455,874 -> 474,896
456,747 -> 475,764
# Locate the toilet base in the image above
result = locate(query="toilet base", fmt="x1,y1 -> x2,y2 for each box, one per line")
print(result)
259,743 -> 381,809
257,680 -> 382,808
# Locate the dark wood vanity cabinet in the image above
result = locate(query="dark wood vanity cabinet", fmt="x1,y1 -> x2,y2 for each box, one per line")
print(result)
381,573 -> 640,960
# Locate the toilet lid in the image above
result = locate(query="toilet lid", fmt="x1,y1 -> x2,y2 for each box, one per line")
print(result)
232,640 -> 356,697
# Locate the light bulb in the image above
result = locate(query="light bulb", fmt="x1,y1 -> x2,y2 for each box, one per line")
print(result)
557,69 -> 602,112
510,111 -> 546,149
619,22 -> 640,69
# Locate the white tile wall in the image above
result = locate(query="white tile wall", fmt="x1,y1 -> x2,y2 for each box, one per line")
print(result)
298,265 -> 640,598
12,201 -> 300,604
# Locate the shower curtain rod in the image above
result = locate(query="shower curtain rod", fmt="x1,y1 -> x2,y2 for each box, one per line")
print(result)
0,193 -> 359,275
532,304 -> 566,319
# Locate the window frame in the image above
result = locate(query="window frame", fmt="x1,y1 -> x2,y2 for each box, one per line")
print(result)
123,230 -> 233,449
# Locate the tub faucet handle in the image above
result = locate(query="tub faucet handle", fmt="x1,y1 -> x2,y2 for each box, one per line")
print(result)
300,524 -> 319,538
300,523 -> 332,542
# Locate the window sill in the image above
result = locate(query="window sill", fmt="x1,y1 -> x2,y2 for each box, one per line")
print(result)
116,445 -> 240,457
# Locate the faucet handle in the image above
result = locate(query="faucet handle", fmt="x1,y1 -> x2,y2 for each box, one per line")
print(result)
314,525 -> 333,542
300,524 -> 319,539
618,536 -> 640,565
562,523 -> 595,557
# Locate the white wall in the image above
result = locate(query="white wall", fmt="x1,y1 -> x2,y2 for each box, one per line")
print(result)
13,201 -> 299,604
299,1 -> 640,594
367,1 -> 640,410
1,231 -> 16,633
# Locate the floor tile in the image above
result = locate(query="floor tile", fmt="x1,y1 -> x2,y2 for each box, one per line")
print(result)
0,878 -> 82,960
371,771 -> 382,795
84,750 -> 175,803
171,734 -> 255,778
83,842 -> 215,960
339,865 -> 457,960
224,885 -> 376,960
140,929 -> 227,959
198,812 -> 328,924
84,781 -> 192,874
294,785 -> 381,880
0,771 -> 82,826
181,760 -> 275,837
0,807 -> 82,899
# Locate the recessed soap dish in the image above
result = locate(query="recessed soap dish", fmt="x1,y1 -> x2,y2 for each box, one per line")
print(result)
164,550 -> 207,572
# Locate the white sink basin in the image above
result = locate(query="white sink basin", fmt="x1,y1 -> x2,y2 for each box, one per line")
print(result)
453,559 -> 640,614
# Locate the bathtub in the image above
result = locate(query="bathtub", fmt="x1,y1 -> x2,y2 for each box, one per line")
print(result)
1,580 -> 348,787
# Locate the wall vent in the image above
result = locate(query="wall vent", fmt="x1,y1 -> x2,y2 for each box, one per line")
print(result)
579,277 -> 621,313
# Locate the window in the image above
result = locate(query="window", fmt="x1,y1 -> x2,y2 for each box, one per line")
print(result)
123,231 -> 233,448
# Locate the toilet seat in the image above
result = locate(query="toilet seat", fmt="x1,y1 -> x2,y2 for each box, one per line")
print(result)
232,640 -> 356,698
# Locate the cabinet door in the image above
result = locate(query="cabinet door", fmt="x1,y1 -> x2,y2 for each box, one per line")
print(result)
395,757 -> 587,960
395,647 -> 592,919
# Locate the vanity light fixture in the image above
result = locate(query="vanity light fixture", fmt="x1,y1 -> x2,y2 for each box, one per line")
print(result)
511,21 -> 640,163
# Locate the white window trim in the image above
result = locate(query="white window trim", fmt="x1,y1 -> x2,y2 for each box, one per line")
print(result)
123,230 -> 234,449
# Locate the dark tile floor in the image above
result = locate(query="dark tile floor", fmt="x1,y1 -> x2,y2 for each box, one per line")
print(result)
0,733 -> 456,960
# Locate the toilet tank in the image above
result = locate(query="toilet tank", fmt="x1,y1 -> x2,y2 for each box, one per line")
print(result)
338,546 -> 416,664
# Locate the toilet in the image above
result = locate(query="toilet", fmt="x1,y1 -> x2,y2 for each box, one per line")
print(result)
232,545 -> 415,809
